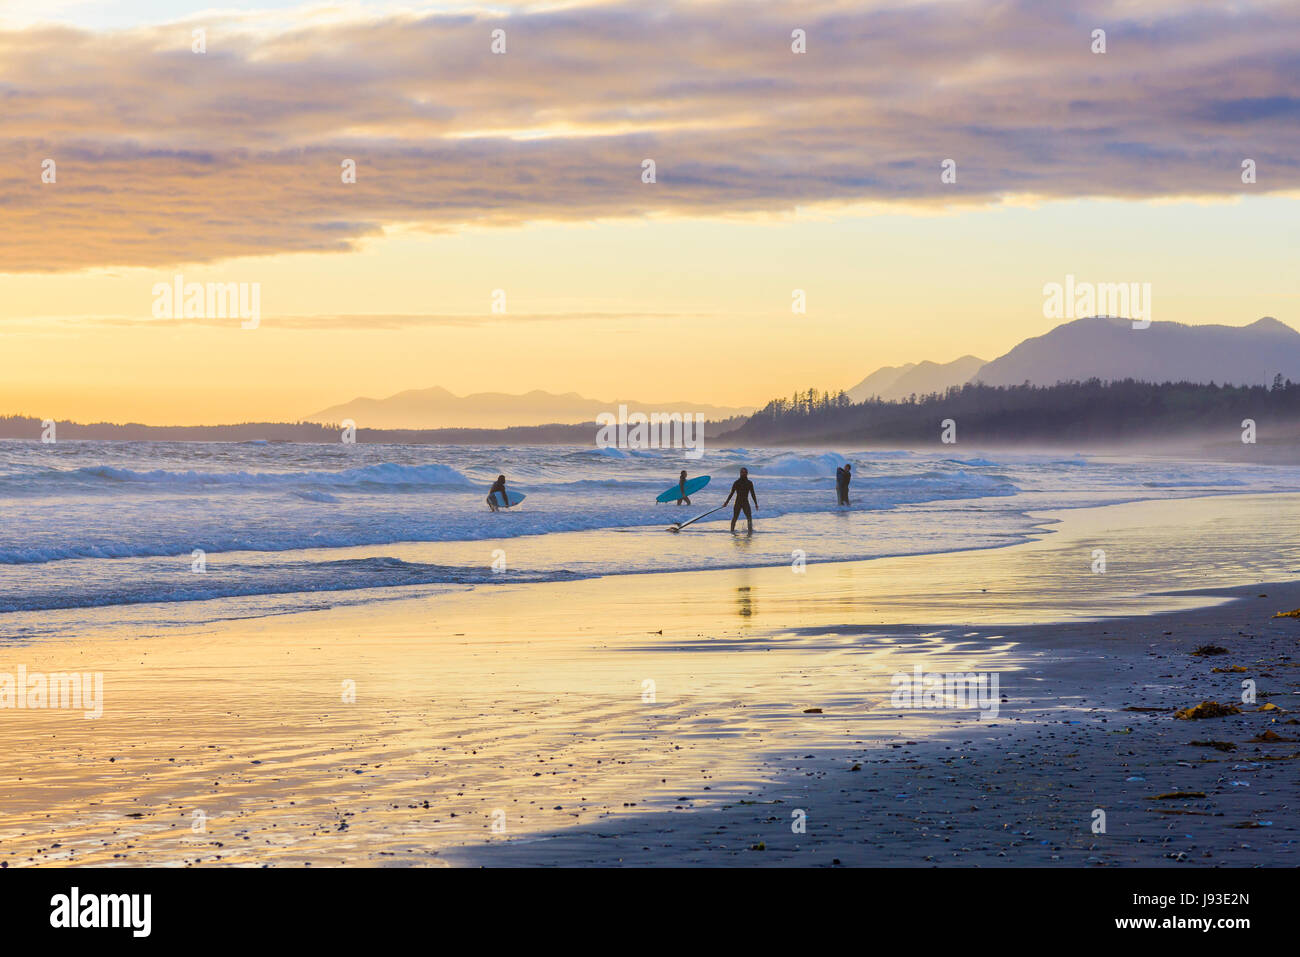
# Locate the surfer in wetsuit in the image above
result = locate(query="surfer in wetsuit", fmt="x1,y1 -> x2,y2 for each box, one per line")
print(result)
723,467 -> 758,533
487,474 -> 508,511
836,463 -> 851,506
676,470 -> 692,505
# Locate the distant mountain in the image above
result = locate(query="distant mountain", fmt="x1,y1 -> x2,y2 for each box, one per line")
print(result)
846,363 -> 915,403
974,316 -> 1300,388
0,414 -> 740,445
847,356 -> 986,402
887,356 -> 988,399
307,386 -> 754,430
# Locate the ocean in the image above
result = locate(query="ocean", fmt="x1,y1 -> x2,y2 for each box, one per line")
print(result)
2,439 -> 1298,640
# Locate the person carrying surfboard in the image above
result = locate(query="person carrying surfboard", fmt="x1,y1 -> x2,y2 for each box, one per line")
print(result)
836,463 -> 852,506
487,474 -> 508,512
723,467 -> 758,533
657,473 -> 709,504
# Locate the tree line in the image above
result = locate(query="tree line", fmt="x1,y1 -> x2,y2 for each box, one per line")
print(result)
724,378 -> 1300,446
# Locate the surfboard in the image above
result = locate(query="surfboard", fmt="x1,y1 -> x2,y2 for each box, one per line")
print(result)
656,475 -> 710,503
489,491 -> 526,509
668,504 -> 725,532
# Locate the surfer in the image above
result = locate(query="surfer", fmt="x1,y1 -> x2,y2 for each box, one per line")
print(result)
676,470 -> 692,505
486,474 -> 508,512
723,467 -> 758,533
836,463 -> 852,506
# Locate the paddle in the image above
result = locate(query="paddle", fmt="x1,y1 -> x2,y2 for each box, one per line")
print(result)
668,504 -> 727,532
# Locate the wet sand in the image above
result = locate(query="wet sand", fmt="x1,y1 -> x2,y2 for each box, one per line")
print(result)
449,581 -> 1300,866
0,493 -> 1297,867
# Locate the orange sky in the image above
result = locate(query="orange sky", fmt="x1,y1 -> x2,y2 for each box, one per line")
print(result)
2,1 -> 1297,424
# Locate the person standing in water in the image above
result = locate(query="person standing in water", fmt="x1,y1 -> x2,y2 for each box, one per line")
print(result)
486,474 -> 509,511
675,469 -> 692,505
836,463 -> 852,506
723,467 -> 758,533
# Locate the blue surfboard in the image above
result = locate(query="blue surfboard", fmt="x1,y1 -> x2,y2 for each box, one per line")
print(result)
489,491 -> 526,509
656,475 -> 710,503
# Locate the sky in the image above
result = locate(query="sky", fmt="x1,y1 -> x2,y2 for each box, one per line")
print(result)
0,0 -> 1297,425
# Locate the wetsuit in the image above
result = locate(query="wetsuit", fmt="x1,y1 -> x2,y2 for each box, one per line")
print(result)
488,478 -> 507,509
726,476 -> 756,522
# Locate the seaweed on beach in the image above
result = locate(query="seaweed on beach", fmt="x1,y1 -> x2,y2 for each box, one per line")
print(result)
1147,791 -> 1208,800
1190,644 -> 1230,656
1174,700 -> 1241,719
1272,608 -> 1300,618
1189,740 -> 1237,752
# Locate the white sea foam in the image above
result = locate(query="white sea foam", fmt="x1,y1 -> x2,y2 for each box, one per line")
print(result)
0,441 -> 1296,626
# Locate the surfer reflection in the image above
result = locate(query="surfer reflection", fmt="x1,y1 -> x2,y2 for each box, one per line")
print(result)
487,474 -> 508,511
676,470 -> 692,505
723,467 -> 758,534
736,584 -> 754,618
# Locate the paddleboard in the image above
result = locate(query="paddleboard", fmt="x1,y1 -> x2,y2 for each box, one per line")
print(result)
489,491 -> 527,509
656,475 -> 710,503
668,504 -> 725,532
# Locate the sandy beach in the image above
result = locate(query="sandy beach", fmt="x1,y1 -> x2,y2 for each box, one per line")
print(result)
8,7 -> 1300,940
1,491 -> 1296,867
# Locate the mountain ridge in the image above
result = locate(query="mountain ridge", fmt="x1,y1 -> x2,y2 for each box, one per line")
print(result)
307,387 -> 754,430
847,316 -> 1298,401
847,355 -> 986,402
973,316 -> 1300,389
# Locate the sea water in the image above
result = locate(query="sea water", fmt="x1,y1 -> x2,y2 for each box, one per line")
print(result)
1,439 -> 1297,639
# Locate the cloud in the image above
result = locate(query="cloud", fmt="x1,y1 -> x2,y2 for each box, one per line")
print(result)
1,0 -> 1297,272
11,311 -> 700,329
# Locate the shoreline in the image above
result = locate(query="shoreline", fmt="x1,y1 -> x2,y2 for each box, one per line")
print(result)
12,487 -> 1300,643
1,493 -> 1297,867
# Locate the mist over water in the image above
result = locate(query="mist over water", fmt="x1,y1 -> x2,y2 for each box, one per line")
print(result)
2,439 -> 1298,638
